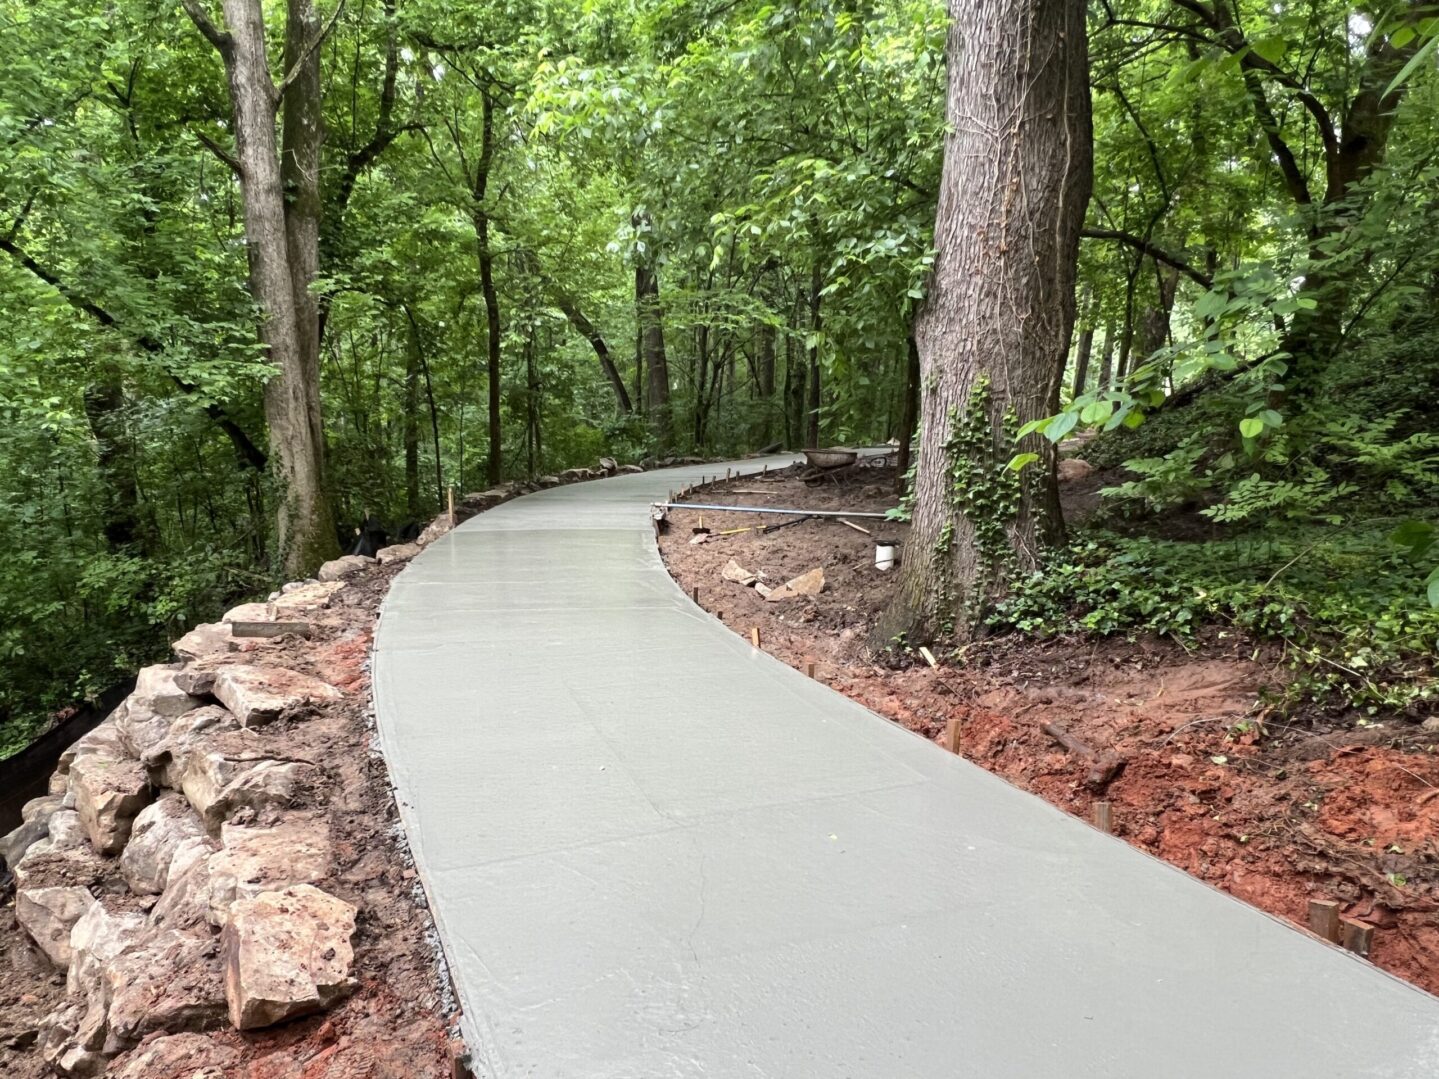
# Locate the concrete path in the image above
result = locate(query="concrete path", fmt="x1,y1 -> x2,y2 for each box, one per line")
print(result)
373,456 -> 1439,1078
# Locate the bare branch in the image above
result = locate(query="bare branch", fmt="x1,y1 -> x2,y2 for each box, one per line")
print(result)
181,0 -> 233,54
1081,228 -> 1213,288
192,130 -> 243,177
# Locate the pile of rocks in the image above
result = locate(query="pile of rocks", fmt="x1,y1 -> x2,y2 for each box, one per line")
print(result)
0,554 -> 422,1077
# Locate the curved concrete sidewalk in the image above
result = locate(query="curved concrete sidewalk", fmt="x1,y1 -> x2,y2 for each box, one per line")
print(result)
374,456 -> 1439,1078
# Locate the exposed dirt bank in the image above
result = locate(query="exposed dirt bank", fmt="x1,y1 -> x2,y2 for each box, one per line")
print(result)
660,462 -> 1439,997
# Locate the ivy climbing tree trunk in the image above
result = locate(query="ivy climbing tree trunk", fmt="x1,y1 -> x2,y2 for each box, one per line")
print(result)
874,0 -> 1091,644
184,0 -> 338,576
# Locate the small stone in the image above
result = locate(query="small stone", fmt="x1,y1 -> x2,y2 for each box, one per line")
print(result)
222,885 -> 357,1030
1422,717 -> 1439,732
764,567 -> 826,602
1058,457 -> 1094,482
722,559 -> 757,587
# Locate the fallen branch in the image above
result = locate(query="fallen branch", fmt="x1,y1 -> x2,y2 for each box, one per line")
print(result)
1041,721 -> 1126,791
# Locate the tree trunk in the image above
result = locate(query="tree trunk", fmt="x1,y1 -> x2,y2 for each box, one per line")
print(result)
756,320 -> 776,443
403,312 -> 421,520
895,334 -> 921,494
471,93 -> 503,486
805,263 -> 822,448
875,0 -> 1091,643
1097,322 -> 1115,390
82,372 -> 146,551
1072,288 -> 1095,396
636,260 -> 671,448
556,296 -> 632,413
185,0 -> 337,575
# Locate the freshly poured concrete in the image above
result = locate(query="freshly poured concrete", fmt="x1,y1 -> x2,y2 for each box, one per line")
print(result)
373,457 -> 1439,1078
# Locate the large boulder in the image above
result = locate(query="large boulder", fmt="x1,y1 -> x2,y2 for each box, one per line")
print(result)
598,456 -> 618,474
141,706 -> 240,789
110,1033 -> 239,1079
68,751 -> 152,855
120,796 -> 206,895
206,816 -> 332,926
619,463 -> 644,474
221,600 -> 273,624
209,666 -> 342,728
114,666 -> 205,758
222,885 -> 357,1030
15,885 -> 96,967
103,928 -> 227,1049
271,580 -> 345,613
317,555 -> 374,582
56,719 -> 126,778
67,901 -> 147,999
170,622 -> 238,663
375,541 -> 422,565
415,514 -> 453,546
147,838 -> 220,933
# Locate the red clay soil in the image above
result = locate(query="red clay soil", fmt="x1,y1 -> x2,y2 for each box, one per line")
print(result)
660,463 -> 1439,997
0,565 -> 456,1079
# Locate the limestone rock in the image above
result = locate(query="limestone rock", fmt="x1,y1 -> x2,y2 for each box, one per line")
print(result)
103,928 -> 227,1048
207,817 -> 332,925
147,838 -> 220,932
115,667 -> 205,758
110,1033 -> 239,1078
317,555 -> 374,582
1058,457 -> 1094,482
271,579 -> 345,613
376,541 -> 422,565
222,601 -> 273,624
415,514 -> 453,546
141,706 -> 240,789
619,464 -> 644,474
722,559 -> 758,587
46,809 -> 88,853
171,622 -> 237,663
210,665 -> 341,727
67,901 -> 147,998
2,816 -> 52,871
461,486 -> 508,508
120,796 -> 205,895
69,751 -> 152,855
37,1001 -> 105,1078
598,456 -> 618,474
16,886 -> 96,967
222,885 -> 357,1030
57,719 -> 126,777
559,467 -> 589,483
538,474 -> 560,487
764,566 -> 826,603
201,759 -> 319,832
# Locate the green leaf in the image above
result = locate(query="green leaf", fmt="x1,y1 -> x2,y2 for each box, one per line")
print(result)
1046,410 -> 1079,443
1385,35 -> 1438,97
1239,417 -> 1265,439
1007,452 -> 1039,472
1250,37 -> 1287,64
1427,567 -> 1439,609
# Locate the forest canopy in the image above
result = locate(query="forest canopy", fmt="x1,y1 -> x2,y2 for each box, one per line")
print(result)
2,0 -> 1436,752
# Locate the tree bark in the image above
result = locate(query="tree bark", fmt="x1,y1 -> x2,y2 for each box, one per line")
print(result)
185,0 -> 337,575
635,240 -> 671,448
895,334 -> 921,494
876,0 -> 1092,643
469,93 -> 503,486
556,296 -> 632,413
805,262 -> 823,448
1072,288 -> 1095,396
82,373 -> 147,552
403,312 -> 421,520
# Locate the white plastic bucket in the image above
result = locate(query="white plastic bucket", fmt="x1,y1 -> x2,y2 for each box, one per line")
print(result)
874,540 -> 900,572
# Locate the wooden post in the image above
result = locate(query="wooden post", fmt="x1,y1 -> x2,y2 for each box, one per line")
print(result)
1308,900 -> 1342,943
447,486 -> 456,525
726,467 -> 732,480
1092,801 -> 1113,834
945,716 -> 962,754
1340,918 -> 1374,957
691,586 -> 699,604
805,660 -> 816,679
750,627 -> 761,649
919,646 -> 938,668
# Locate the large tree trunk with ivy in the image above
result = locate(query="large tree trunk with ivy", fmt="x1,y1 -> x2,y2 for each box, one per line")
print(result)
184,0 -> 337,576
874,0 -> 1091,644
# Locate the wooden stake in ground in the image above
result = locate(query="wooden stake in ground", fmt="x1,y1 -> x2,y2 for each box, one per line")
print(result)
1340,918 -> 1374,957
750,627 -> 761,649
1091,801 -> 1113,834
1308,900 -> 1342,943
448,486 -> 456,526
691,586 -> 699,604
805,660 -> 816,679
945,716 -> 962,754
